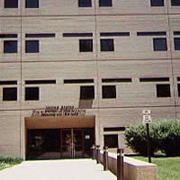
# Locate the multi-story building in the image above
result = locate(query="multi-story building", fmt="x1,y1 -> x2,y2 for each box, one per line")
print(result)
0,0 -> 180,160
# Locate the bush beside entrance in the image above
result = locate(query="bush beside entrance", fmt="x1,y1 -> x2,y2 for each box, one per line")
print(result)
124,119 -> 180,156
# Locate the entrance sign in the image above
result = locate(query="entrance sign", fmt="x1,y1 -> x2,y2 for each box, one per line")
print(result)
32,106 -> 86,117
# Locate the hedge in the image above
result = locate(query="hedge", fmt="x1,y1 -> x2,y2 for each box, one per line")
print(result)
124,119 -> 180,156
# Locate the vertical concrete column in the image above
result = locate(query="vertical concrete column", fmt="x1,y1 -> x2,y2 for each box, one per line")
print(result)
103,146 -> 108,171
117,148 -> 124,180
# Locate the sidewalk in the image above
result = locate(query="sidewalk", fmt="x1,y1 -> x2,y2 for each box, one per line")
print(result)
0,159 -> 116,180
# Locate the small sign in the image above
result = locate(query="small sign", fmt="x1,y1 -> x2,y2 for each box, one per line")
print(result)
85,135 -> 90,139
142,110 -> 151,115
143,114 -> 152,124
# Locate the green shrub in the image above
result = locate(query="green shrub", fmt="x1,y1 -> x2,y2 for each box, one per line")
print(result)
124,124 -> 159,156
0,156 -> 22,164
159,120 -> 180,156
125,119 -> 180,156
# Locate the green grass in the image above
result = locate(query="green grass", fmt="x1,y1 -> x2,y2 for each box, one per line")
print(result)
129,155 -> 180,180
0,156 -> 23,171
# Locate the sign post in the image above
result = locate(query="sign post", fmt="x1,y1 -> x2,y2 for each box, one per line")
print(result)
142,110 -> 152,163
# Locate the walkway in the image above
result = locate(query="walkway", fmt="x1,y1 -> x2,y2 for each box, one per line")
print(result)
0,159 -> 116,180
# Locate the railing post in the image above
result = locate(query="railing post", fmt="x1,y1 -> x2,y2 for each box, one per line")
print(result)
103,146 -> 108,171
117,148 -> 124,180
91,144 -> 96,160
96,145 -> 100,164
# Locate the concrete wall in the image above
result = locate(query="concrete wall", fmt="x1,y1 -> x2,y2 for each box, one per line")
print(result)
99,152 -> 157,180
0,0 -> 180,158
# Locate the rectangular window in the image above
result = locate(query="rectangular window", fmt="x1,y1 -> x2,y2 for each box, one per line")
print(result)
150,0 -> 164,6
99,0 -> 112,7
3,87 -> 17,101
100,39 -> 114,51
25,80 -> 56,85
25,0 -> 39,8
25,40 -> 39,53
79,39 -> 93,52
63,33 -> 93,37
100,32 -> 130,37
174,31 -> 180,36
156,84 -> 171,97
25,33 -> 55,38
102,85 -> 116,99
104,127 -> 125,131
137,32 -> 166,36
171,0 -> 180,6
0,81 -> 17,85
104,135 -> 118,148
4,0 -> 18,8
178,84 -> 180,97
78,0 -> 92,7
25,87 -> 39,101
153,38 -> 167,51
174,38 -> 180,50
4,40 -> 17,53
102,78 -> 132,83
140,77 -> 169,82
64,79 -> 94,84
80,86 -> 94,100
0,34 -> 17,38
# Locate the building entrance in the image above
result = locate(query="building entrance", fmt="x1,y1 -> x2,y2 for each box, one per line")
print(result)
27,128 -> 94,160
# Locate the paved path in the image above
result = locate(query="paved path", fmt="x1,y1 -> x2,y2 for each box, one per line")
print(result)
0,159 -> 116,180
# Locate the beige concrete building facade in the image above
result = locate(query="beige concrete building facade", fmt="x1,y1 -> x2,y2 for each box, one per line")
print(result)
0,0 -> 180,159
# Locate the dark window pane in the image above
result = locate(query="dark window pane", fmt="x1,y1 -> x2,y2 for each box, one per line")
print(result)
79,39 -> 93,52
26,0 -> 39,8
4,40 -> 17,53
0,81 -> 17,85
80,86 -> 94,100
25,87 -> 39,101
104,135 -> 118,148
151,0 -> 164,6
99,0 -> 112,7
171,0 -> 180,6
64,79 -> 94,84
63,33 -> 93,37
140,77 -> 169,82
4,0 -> 18,8
178,84 -> 180,97
174,38 -> 180,50
3,87 -> 17,101
100,39 -> 114,51
102,85 -> 116,99
25,40 -> 39,53
156,84 -> 171,97
26,33 -> 55,38
78,0 -> 92,7
100,32 -> 130,37
153,38 -> 167,51
25,80 -> 56,85
0,34 -> 17,38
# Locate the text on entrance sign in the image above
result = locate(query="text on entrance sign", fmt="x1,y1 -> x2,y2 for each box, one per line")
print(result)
32,106 -> 86,117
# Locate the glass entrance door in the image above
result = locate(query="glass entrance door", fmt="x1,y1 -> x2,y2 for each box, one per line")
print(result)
74,129 -> 83,157
61,129 -> 83,158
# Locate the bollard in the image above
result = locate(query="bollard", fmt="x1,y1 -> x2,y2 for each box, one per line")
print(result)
103,146 -> 108,171
117,148 -> 124,180
96,145 -> 100,164
92,144 -> 96,160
